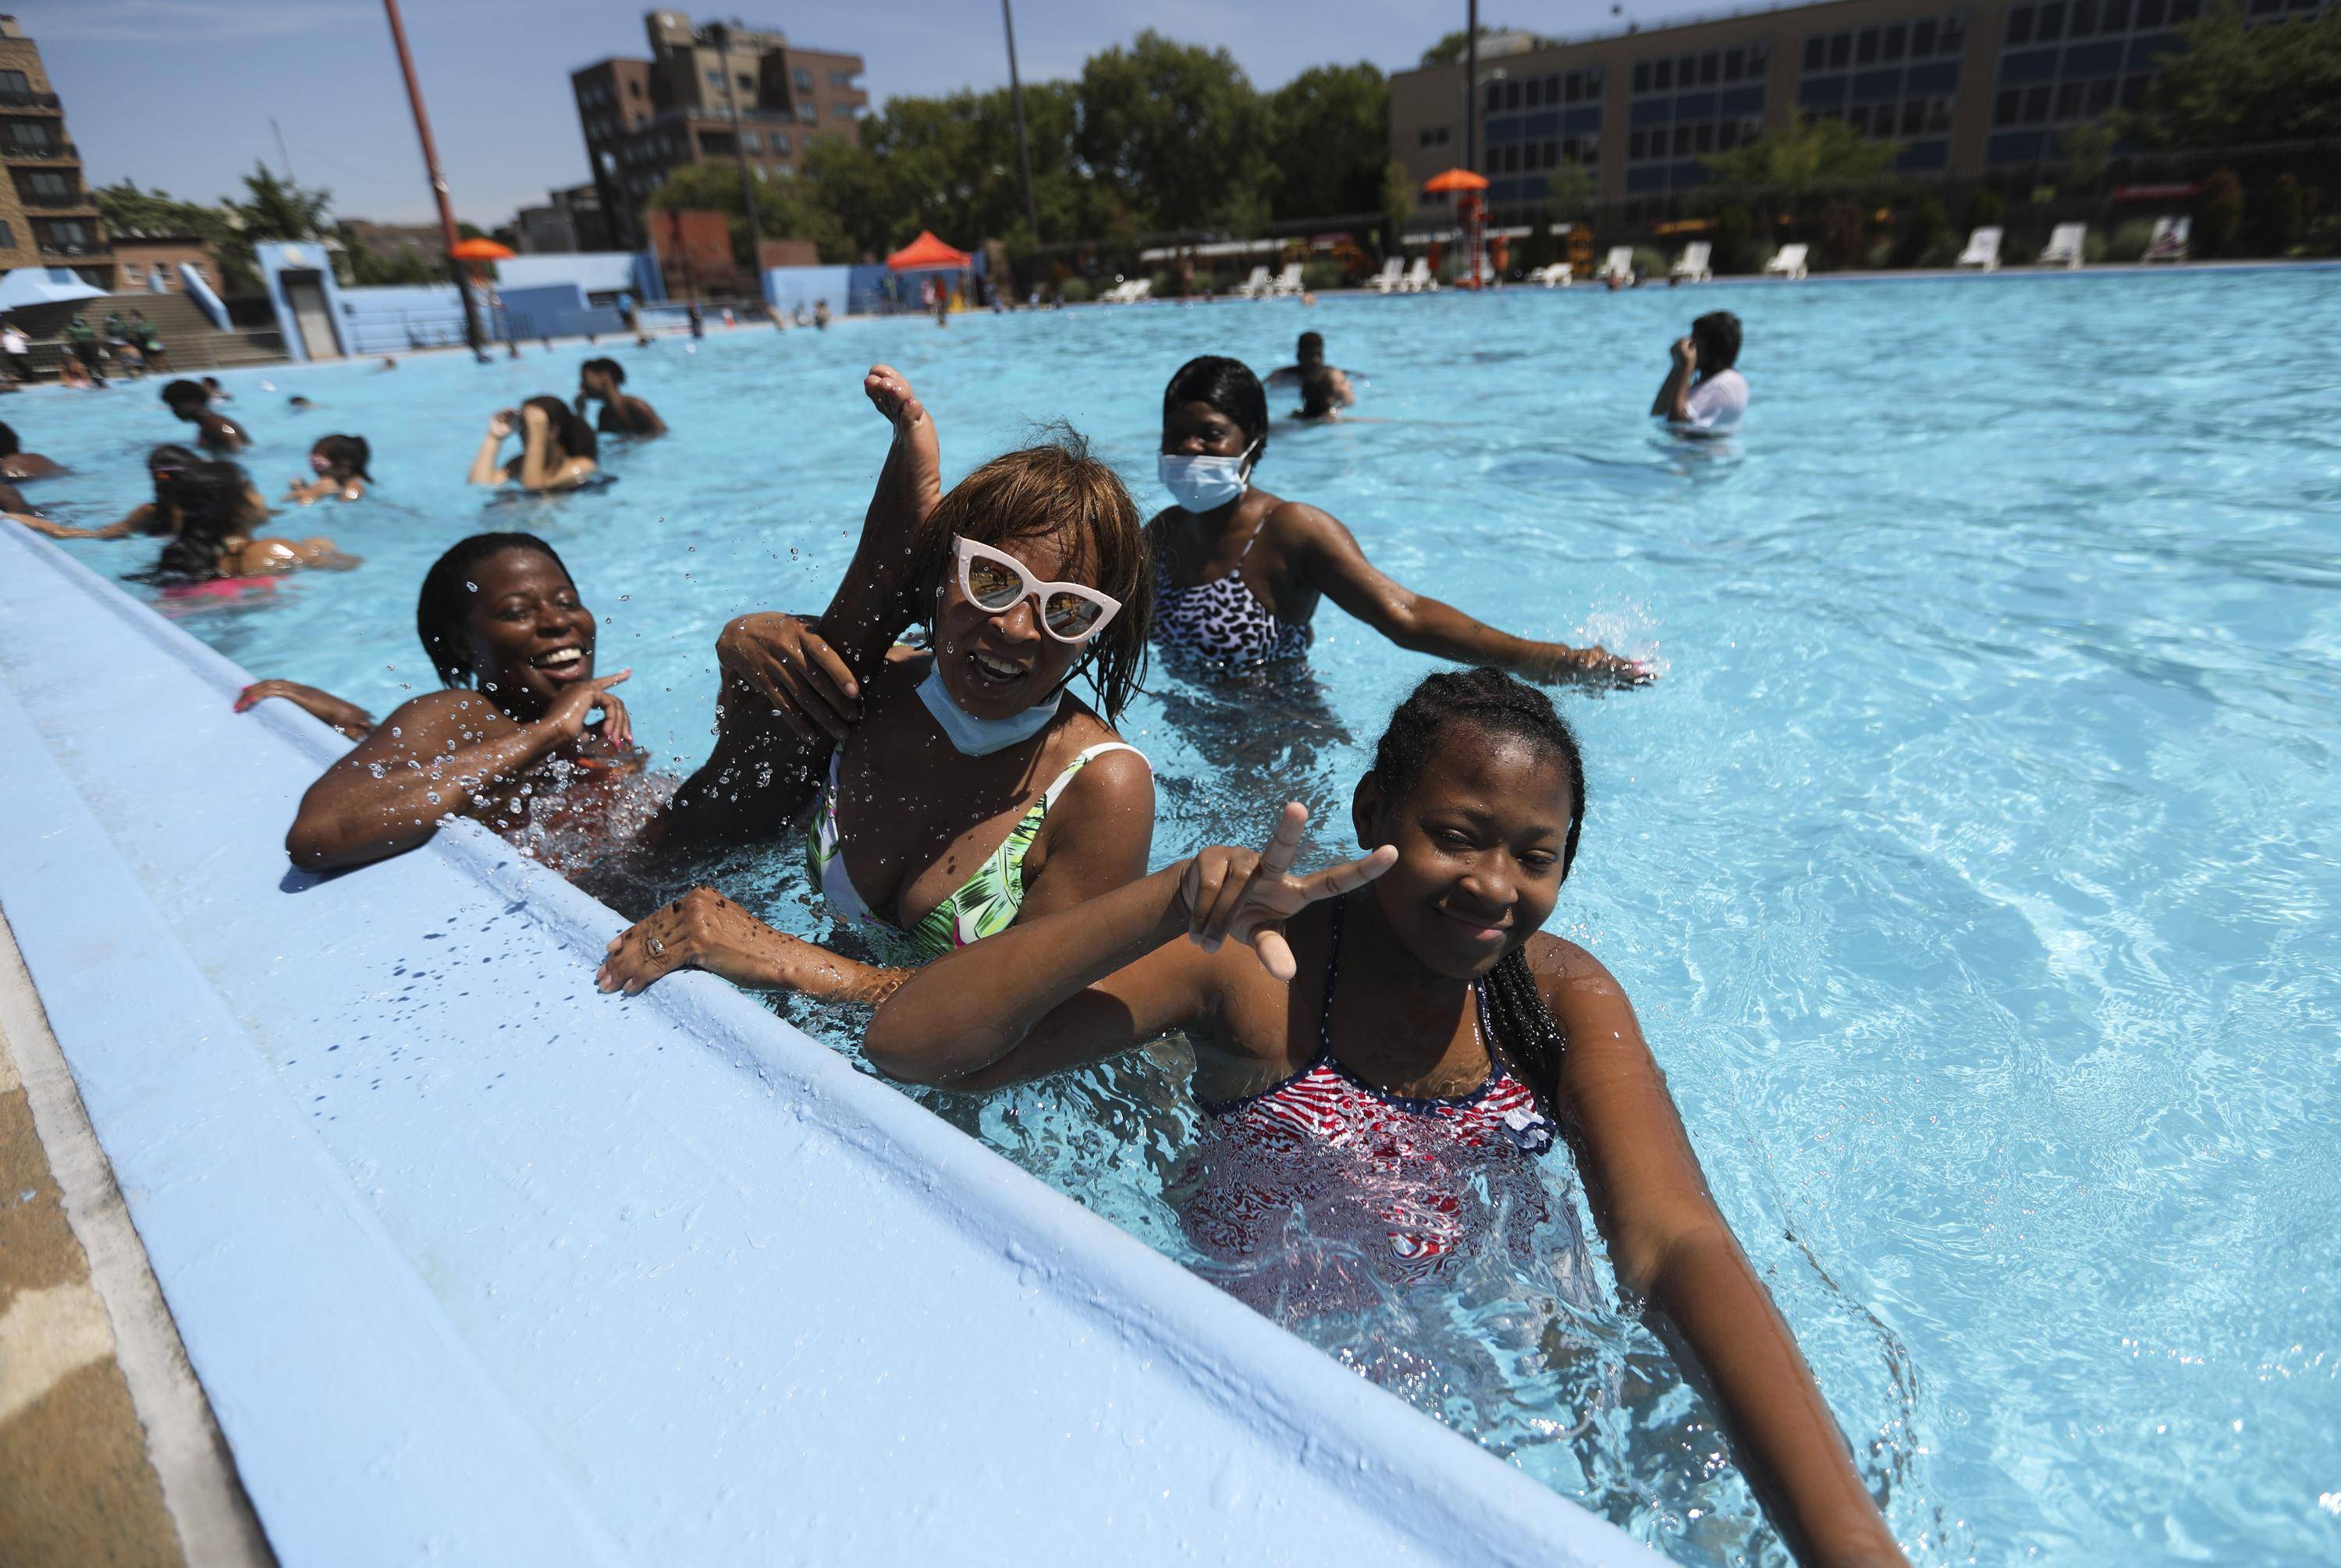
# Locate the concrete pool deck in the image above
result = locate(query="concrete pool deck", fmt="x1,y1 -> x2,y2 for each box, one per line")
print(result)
0,520 -> 1669,1564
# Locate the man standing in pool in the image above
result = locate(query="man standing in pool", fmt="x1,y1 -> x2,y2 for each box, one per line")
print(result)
162,378 -> 249,452
1653,310 -> 1748,432
575,358 -> 668,438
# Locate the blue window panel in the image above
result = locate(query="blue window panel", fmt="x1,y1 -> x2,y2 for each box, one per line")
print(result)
1987,129 -> 2048,161
1997,47 -> 2062,83
1631,97 -> 1674,126
2064,40 -> 2123,73
1851,67 -> 1903,100
1798,75 -> 1849,107
1895,138 -> 1950,171
1721,84 -> 1766,114
1525,110 -> 1561,136
1627,165 -> 1668,193
2126,33 -> 2178,66
1486,115 -> 1522,144
1671,161 -> 1710,186
1565,105 -> 1605,132
1905,60 -> 1960,93
1673,90 -> 1718,119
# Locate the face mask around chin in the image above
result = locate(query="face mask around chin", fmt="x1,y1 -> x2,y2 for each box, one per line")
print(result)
1158,441 -> 1258,513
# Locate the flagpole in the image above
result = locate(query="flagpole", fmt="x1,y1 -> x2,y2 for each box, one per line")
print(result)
381,0 -> 486,357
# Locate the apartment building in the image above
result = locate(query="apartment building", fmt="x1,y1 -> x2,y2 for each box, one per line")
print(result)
574,10 -> 868,250
1389,0 -> 2311,222
0,13 -> 109,285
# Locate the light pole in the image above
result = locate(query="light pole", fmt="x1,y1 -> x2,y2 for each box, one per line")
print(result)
1003,0 -> 1040,247
379,0 -> 485,358
1455,66 -> 1507,289
712,23 -> 763,296
1464,0 -> 1478,176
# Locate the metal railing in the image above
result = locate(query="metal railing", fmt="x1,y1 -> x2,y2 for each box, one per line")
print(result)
1,140 -> 73,161
37,239 -> 108,259
16,189 -> 90,209
0,90 -> 62,109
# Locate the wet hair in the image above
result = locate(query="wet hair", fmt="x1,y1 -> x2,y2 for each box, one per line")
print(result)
521,394 -> 598,463
907,426 -> 1151,720
1367,667 -> 1587,1103
581,357 -> 625,387
159,378 -> 209,411
1297,367 -> 1344,420
0,422 -> 15,457
1295,331 -> 1325,365
415,532 -> 571,687
201,377 -> 222,390
1691,310 -> 1742,373
146,460 -> 256,583
1163,355 -> 1269,465
311,434 -> 372,481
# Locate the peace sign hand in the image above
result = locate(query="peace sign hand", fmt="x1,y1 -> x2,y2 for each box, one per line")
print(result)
1179,803 -> 1398,982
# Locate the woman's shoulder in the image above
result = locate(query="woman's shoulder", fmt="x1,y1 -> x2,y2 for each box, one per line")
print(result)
368,687 -> 519,750
1043,704 -> 1153,799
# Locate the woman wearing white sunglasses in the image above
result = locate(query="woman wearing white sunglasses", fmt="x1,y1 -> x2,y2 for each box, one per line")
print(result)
602,368 -> 1156,1005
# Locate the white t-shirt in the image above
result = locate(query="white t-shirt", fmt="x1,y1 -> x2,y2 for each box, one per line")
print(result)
1682,368 -> 1748,431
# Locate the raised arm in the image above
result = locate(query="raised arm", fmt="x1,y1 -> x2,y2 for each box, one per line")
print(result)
466,412 -> 513,487
514,405 -> 559,491
284,676 -> 628,871
1652,335 -> 1698,422
1288,504 -> 1650,688
1541,943 -> 1906,1567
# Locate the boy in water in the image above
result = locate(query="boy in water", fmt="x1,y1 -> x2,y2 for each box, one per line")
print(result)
1651,310 -> 1747,432
575,358 -> 668,437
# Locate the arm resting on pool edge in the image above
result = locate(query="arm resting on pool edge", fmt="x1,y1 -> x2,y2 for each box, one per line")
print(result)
1536,940 -> 1908,1568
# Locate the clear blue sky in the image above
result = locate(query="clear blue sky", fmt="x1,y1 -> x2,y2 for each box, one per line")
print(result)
24,0 -> 1705,228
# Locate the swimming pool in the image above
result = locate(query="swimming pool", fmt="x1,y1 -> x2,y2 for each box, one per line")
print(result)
18,269 -> 2341,1565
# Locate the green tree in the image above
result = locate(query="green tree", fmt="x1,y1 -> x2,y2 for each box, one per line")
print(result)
1263,62 -> 1389,220
1076,32 -> 1268,231
1380,158 -> 1416,254
2254,171 -> 2307,254
1545,162 -> 1596,223
2198,165 -> 2243,255
1703,115 -> 1900,196
1420,25 -> 1528,66
645,160 -> 850,264
2125,0 -> 2341,148
229,164 -> 332,243
2062,117 -> 2119,188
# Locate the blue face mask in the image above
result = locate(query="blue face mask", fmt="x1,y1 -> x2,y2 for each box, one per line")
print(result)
1158,439 -> 1259,514
915,663 -> 1060,757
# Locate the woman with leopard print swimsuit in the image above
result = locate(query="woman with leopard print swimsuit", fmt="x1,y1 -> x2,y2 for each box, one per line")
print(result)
1148,357 -> 1652,687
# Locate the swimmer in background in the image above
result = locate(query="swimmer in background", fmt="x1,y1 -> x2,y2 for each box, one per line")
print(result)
202,375 -> 232,403
277,532 -> 645,873
814,300 -> 831,330
162,378 -> 249,453
1291,364 -> 1355,422
1264,330 -> 1337,391
596,367 -> 1157,1009
0,420 -> 66,481
282,435 -> 373,505
13,444 -> 258,543
1150,357 -> 1645,687
864,667 -> 1910,1568
575,358 -> 668,438
467,396 -> 599,492
133,459 -> 351,584
1652,310 -> 1747,433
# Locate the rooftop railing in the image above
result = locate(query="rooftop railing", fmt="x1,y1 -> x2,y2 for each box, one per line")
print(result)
0,90 -> 62,109
2,140 -> 74,160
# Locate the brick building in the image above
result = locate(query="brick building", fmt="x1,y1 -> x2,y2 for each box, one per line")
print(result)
574,10 -> 868,250
0,13 -> 109,286
1389,0 -> 2328,225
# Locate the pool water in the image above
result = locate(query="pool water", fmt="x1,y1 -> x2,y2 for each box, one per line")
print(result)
20,270 -> 2341,1565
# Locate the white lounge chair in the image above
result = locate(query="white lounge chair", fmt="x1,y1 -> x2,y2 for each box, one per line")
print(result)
1234,265 -> 1271,300
1763,243 -> 1809,280
1401,257 -> 1437,293
1595,246 -> 1634,284
1270,262 -> 1305,296
1095,279 -> 1132,304
2039,223 -> 2087,269
2144,215 -> 2191,263
1526,261 -> 1571,288
1124,278 -> 1153,303
1670,241 -> 1712,282
1368,257 -> 1405,294
1955,226 -> 2003,271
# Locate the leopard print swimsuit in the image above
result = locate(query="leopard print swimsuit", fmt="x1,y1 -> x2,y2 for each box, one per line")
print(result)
1152,517 -> 1313,674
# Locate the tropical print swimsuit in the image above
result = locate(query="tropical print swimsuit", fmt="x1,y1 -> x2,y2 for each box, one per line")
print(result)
1152,517 -> 1313,674
1181,897 -> 1565,1292
805,742 -> 1147,957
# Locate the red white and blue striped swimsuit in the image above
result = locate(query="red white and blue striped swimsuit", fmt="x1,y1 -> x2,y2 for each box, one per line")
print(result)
1181,899 -> 1561,1296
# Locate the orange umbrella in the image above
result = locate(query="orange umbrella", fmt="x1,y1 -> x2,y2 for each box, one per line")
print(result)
885,230 -> 974,271
1422,168 -> 1490,193
449,237 -> 517,261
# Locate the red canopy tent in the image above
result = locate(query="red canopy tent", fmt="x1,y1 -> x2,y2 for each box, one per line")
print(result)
885,231 -> 974,271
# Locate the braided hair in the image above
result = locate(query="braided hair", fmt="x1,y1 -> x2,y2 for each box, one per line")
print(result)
1367,666 -> 1587,1105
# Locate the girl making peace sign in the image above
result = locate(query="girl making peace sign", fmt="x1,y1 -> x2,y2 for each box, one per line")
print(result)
867,667 -> 1906,1568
